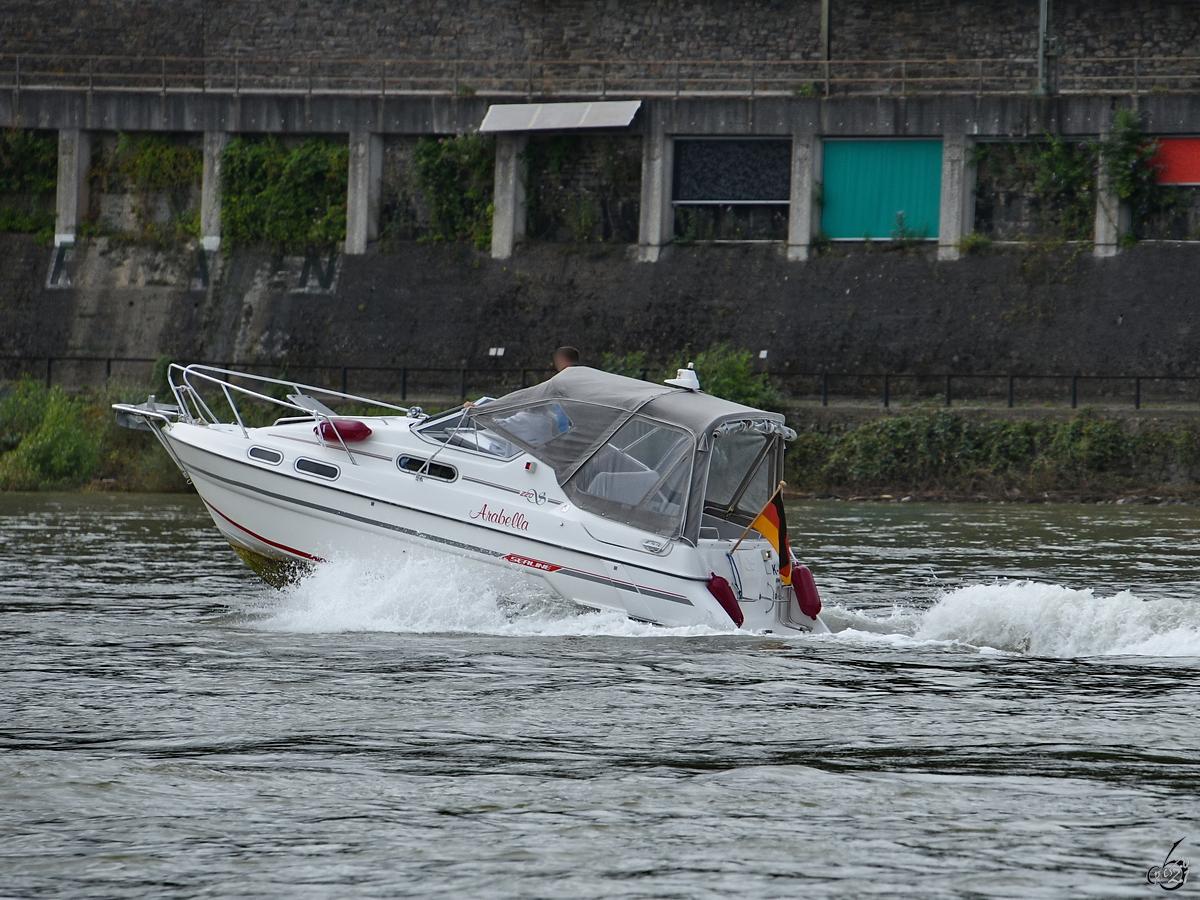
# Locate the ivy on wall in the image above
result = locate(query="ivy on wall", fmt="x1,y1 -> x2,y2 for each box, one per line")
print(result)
89,133 -> 202,245
0,129 -> 57,241
523,135 -> 640,243
974,136 -> 1097,241
972,110 -> 1176,246
1097,108 -> 1182,244
221,136 -> 349,253
413,134 -> 494,250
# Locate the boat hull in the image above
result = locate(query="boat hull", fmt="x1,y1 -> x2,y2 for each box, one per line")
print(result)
163,420 -> 828,635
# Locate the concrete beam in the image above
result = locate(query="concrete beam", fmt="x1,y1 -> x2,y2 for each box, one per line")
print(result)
490,133 -> 527,260
937,135 -> 975,261
636,117 -> 673,263
345,131 -> 383,255
200,132 -> 229,252
787,135 -> 820,261
12,91 -> 1200,140
54,128 -> 90,246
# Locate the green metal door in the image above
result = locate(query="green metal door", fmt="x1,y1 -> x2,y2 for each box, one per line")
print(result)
821,140 -> 943,240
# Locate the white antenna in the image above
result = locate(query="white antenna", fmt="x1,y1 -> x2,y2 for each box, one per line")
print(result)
665,362 -> 701,391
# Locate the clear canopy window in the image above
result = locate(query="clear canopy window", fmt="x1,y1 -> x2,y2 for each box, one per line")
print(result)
489,402 -> 573,448
414,409 -> 523,459
704,431 -> 775,519
565,416 -> 694,537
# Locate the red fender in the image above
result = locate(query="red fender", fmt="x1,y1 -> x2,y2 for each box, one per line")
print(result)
706,573 -> 744,628
794,564 -> 822,619
315,419 -> 373,442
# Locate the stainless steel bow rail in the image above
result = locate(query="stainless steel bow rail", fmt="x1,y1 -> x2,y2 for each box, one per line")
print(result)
1,53 -> 1198,98
8,354 -> 1200,411
113,364 -> 415,469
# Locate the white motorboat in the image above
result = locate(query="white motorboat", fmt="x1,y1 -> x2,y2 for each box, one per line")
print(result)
114,363 -> 828,634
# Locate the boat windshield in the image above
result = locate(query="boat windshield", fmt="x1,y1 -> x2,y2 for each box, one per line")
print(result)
414,409 -> 524,459
564,416 -> 694,537
703,430 -> 775,521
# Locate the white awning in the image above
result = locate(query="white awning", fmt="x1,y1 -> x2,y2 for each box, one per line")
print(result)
479,100 -> 642,133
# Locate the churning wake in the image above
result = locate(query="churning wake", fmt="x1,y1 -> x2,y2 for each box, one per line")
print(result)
241,554 -> 1200,656
240,551 -> 730,637
824,581 -> 1200,658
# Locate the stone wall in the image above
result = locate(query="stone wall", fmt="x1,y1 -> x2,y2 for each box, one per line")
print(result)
8,236 -> 1200,383
5,1 -> 1199,67
1059,1 -> 1200,59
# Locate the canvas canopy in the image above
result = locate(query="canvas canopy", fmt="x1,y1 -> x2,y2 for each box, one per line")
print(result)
427,367 -> 794,540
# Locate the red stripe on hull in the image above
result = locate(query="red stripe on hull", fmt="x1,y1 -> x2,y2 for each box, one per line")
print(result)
203,500 -> 325,563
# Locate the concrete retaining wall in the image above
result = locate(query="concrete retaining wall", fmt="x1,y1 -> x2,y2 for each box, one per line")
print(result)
5,235 -> 1200,380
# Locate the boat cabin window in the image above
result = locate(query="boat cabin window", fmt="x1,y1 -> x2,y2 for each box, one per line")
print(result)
703,430 -> 776,523
295,458 -> 340,480
489,402 -> 573,448
397,455 -> 457,482
564,416 -> 693,537
414,409 -> 523,459
248,446 -> 283,465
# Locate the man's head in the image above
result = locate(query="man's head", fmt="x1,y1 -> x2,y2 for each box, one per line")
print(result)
553,346 -> 580,372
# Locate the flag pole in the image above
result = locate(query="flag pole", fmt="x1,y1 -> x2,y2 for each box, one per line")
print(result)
729,480 -> 786,555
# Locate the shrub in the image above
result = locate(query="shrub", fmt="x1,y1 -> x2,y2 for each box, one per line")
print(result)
0,388 -> 98,489
666,344 -> 784,410
0,379 -> 51,452
785,411 -> 1200,496
0,378 -> 190,492
599,350 -> 648,380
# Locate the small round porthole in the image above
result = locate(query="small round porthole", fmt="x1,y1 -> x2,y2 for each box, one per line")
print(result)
295,457 -> 339,480
248,446 -> 283,465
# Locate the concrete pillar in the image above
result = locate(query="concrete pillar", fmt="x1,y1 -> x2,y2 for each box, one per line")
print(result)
200,132 -> 229,253
1094,156 -> 1126,258
636,117 -> 673,262
345,131 -> 383,255
787,135 -> 820,261
54,128 -> 91,246
937,135 -> 975,261
490,133 -> 527,260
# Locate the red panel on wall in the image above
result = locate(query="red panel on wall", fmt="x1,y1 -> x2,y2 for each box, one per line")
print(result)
1155,138 -> 1200,184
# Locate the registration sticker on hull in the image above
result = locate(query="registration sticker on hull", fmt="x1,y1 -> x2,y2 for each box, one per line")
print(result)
503,554 -> 563,573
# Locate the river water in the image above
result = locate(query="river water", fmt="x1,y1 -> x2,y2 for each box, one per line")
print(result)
2,493 -> 1198,898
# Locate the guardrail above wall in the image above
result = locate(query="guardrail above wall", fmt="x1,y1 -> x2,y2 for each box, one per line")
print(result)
1,53 -> 1198,99
6,356 -> 1200,412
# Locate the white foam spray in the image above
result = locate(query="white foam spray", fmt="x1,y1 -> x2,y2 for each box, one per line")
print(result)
242,554 -> 1200,657
912,581 -> 1200,657
242,550 -> 730,638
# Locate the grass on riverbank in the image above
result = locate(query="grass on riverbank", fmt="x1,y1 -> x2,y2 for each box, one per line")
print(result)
0,380 -> 187,491
786,410 -> 1200,501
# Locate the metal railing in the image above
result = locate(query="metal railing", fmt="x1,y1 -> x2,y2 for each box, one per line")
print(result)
1,53 -> 1197,99
7,355 -> 1200,411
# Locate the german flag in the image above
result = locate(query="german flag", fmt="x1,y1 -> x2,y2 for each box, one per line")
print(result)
750,487 -> 793,585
